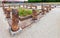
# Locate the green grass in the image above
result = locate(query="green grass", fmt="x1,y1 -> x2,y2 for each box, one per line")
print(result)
18,7 -> 32,16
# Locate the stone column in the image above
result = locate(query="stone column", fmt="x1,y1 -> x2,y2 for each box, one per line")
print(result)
23,4 -> 24,8
2,3 -> 6,14
26,5 -> 28,8
19,5 -> 20,8
30,4 -> 33,9
11,9 -> 19,32
2,3 -> 5,10
35,6 -> 37,9
5,5 -> 11,18
46,6 -> 49,12
14,5 -> 16,8
41,5 -> 45,15
32,9 -> 37,20
30,5 -> 32,9
49,5 -> 51,10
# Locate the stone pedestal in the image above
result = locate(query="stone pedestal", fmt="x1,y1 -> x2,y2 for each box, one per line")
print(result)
9,27 -> 22,36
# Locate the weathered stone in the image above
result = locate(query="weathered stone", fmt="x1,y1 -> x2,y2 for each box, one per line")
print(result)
12,9 -> 19,32
32,9 -> 37,20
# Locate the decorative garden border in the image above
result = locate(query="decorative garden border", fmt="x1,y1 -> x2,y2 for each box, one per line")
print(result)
2,3 -> 55,36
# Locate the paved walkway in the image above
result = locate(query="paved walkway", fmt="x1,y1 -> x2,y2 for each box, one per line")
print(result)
0,7 -> 60,38
0,7 -> 10,38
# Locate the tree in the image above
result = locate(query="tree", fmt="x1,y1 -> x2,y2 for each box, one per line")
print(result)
28,0 -> 60,2
28,0 -> 43,2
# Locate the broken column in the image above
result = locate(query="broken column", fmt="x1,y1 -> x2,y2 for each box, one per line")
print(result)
49,5 -> 51,10
11,9 -> 19,32
45,6 -> 49,12
14,5 -> 16,8
9,9 -> 22,36
2,3 -> 7,14
35,6 -> 37,9
30,5 -> 32,9
2,3 -> 5,11
23,4 -> 24,8
19,5 -> 20,8
32,9 -> 37,20
26,5 -> 28,8
6,5 -> 11,18
41,5 -> 45,15
30,4 -> 33,9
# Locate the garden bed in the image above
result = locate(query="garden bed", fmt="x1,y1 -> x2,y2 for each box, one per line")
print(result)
18,7 -> 41,21
18,7 -> 32,16
3,6 -> 41,21
18,7 -> 32,21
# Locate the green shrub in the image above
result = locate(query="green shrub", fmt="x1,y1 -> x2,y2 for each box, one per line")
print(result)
18,7 -> 32,16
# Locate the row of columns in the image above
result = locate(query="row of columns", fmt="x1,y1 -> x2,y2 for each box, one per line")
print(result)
2,3 -> 38,18
2,3 -> 20,32
41,5 -> 52,15
18,4 -> 37,9
2,3 -> 11,18
2,3 -> 52,33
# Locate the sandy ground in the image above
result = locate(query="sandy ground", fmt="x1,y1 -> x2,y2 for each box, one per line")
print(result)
0,7 -> 60,38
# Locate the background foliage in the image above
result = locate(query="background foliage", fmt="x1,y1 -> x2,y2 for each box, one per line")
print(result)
28,0 -> 60,2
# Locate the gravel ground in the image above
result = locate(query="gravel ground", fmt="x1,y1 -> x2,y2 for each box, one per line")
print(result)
0,7 -> 59,38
